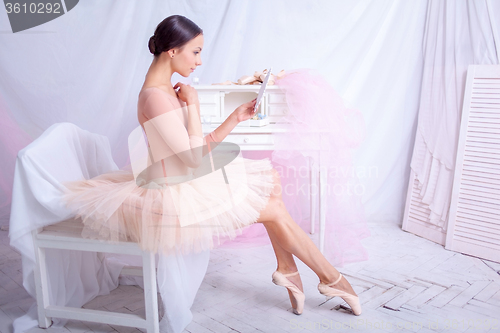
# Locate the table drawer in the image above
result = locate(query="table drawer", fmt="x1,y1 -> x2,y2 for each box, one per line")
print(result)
199,104 -> 220,117
268,104 -> 289,116
268,93 -> 287,104
225,134 -> 274,146
198,93 -> 219,104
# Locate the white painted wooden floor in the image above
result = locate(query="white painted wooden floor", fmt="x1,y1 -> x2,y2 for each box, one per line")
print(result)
1,220 -> 499,333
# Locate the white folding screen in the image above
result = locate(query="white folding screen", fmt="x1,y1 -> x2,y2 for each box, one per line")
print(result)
402,65 -> 500,264
402,170 -> 447,245
445,65 -> 500,263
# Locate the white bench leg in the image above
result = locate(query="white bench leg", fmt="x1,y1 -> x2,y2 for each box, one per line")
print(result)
142,251 -> 159,333
32,241 -> 52,328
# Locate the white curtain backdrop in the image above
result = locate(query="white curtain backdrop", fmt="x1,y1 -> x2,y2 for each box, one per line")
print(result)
410,0 -> 500,229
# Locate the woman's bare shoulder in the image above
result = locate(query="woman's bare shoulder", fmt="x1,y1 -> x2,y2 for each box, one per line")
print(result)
141,84 -> 177,97
138,86 -> 179,121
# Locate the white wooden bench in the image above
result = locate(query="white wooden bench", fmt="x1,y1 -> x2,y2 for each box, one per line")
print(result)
31,218 -> 160,332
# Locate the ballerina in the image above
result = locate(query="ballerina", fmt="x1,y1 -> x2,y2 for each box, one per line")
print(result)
140,15 -> 362,316
63,14 -> 362,317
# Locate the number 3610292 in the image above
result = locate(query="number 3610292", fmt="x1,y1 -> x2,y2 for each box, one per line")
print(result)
5,2 -> 62,14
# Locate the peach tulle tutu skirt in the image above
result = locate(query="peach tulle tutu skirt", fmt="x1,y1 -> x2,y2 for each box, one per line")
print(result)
61,155 -> 274,256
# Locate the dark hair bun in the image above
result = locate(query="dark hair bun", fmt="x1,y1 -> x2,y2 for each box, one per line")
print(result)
148,36 -> 156,54
149,15 -> 203,57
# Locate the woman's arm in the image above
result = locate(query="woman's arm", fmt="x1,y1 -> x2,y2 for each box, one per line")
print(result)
186,97 -> 203,139
211,97 -> 258,142
182,87 -> 258,156
212,113 -> 239,142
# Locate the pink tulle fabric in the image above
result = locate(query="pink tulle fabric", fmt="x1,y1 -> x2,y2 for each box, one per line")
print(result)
220,68 -> 371,267
62,155 -> 275,256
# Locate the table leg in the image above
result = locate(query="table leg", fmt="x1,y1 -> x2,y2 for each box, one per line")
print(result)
319,155 -> 326,254
310,157 -> 317,234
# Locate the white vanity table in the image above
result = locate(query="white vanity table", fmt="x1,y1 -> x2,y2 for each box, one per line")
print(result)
195,84 -> 329,252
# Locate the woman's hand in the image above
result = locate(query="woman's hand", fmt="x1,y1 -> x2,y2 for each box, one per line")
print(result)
232,98 -> 258,123
174,82 -> 198,105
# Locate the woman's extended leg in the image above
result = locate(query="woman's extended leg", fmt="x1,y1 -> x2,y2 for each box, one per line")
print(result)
257,168 -> 356,297
264,168 -> 304,304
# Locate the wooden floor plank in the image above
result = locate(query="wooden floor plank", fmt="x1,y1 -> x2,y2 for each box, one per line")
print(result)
361,286 -> 406,309
383,285 -> 427,311
474,282 -> 500,303
427,285 -> 466,308
448,280 -> 493,307
463,299 -> 500,320
405,284 -> 447,308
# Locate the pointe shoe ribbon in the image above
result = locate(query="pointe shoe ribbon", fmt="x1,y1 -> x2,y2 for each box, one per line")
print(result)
272,270 -> 305,315
318,273 -> 362,316
213,69 -> 287,85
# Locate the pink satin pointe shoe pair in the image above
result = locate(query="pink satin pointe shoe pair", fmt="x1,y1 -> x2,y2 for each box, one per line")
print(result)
318,273 -> 362,316
273,270 -> 362,316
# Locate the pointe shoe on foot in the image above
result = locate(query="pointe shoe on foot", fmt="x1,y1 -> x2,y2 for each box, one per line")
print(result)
272,270 -> 305,315
318,273 -> 362,316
